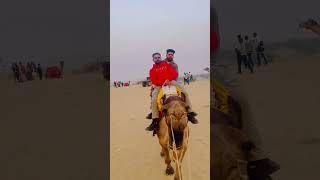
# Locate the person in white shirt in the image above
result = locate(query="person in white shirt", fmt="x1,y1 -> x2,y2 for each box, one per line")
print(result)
236,36 -> 253,73
245,35 -> 255,70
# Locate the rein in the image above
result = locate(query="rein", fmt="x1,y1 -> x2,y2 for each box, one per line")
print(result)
169,115 -> 183,180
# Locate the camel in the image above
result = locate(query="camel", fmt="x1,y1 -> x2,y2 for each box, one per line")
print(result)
299,18 -> 320,36
156,95 -> 189,180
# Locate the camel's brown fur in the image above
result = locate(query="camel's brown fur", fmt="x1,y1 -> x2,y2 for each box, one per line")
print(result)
156,99 -> 189,180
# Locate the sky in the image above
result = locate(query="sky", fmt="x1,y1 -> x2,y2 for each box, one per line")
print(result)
110,0 -> 210,81
215,0 -> 320,49
0,0 -> 108,71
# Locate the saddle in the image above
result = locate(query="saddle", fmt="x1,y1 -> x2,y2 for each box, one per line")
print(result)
212,79 -> 230,115
157,85 -> 184,112
152,85 -> 185,137
212,80 -> 243,129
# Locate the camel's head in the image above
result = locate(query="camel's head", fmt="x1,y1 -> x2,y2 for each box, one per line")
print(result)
163,100 -> 189,133
299,18 -> 318,29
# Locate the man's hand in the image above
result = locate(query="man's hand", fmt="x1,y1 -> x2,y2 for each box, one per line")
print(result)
163,80 -> 171,86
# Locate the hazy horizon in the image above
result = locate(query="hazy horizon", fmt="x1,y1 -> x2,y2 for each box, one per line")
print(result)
110,0 -> 210,81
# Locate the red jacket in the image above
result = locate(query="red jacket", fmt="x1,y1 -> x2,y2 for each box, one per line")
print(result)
211,31 -> 218,51
149,62 -> 178,86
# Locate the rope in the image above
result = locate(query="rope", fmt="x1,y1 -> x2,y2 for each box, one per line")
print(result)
169,116 -> 183,180
186,129 -> 192,180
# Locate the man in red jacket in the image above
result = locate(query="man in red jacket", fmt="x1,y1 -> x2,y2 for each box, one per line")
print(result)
145,52 -> 178,131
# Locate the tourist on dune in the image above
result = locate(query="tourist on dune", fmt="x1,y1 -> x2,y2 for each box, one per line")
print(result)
257,41 -> 268,65
244,35 -> 255,68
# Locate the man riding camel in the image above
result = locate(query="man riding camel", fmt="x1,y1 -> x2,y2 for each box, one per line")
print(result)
145,51 -> 198,131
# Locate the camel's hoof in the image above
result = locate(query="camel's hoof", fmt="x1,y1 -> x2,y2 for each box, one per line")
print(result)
166,165 -> 174,175
160,151 -> 165,157
174,176 -> 181,180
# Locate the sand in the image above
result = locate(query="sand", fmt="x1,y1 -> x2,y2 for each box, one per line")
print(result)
0,73 -> 108,180
110,80 -> 210,180
217,57 -> 320,179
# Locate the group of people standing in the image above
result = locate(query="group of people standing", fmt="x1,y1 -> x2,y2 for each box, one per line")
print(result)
235,32 -> 269,74
183,72 -> 193,85
113,81 -> 130,87
12,61 -> 43,82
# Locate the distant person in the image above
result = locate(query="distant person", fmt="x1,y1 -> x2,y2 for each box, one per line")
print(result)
183,72 -> 189,85
31,61 -> 37,72
237,34 -> 242,41
237,37 -> 253,73
26,62 -> 34,80
19,62 -> 27,81
37,64 -> 43,80
234,47 -> 243,74
257,41 -> 268,65
12,63 -> 20,82
188,72 -> 191,82
252,32 -> 261,64
60,61 -> 64,74
244,35 -> 255,69
252,32 -> 260,50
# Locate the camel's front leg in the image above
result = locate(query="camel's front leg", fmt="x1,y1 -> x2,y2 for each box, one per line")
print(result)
163,146 -> 174,175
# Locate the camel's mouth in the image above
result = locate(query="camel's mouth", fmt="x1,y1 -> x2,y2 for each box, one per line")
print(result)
168,128 -> 184,149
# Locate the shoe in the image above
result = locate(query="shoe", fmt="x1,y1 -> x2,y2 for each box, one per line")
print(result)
248,158 -> 280,178
146,112 -> 152,119
187,112 -> 199,124
145,118 -> 159,131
